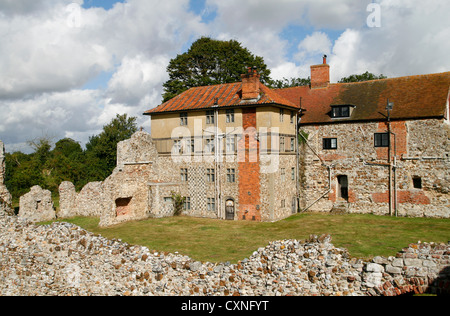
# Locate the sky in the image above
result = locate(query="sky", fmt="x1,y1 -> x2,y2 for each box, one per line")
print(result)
0,0 -> 449,153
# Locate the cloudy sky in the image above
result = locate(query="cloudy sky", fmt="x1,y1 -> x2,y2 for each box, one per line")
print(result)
1,0 -> 449,153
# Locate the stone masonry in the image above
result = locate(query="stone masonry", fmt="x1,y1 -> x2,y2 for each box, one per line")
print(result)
0,140 -> 13,215
299,119 -> 450,218
59,131 -> 159,227
0,208 -> 448,296
18,185 -> 56,223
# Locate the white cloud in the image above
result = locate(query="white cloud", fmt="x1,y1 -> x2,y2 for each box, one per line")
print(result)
0,0 -> 449,152
295,31 -> 332,62
107,54 -> 169,106
328,0 -> 450,81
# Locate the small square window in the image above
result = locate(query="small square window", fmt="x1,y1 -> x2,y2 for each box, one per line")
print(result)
374,133 -> 389,147
413,177 -> 422,189
331,106 -> 350,118
323,138 -> 337,150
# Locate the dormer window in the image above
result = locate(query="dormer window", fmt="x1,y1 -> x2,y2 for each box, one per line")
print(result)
331,105 -> 353,118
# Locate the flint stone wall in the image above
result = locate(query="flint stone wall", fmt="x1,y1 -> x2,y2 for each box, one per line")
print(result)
299,119 -> 450,218
59,132 -> 159,227
0,209 -> 448,296
18,185 -> 55,223
0,141 -> 13,215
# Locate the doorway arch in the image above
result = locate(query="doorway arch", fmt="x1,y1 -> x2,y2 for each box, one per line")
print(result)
225,198 -> 235,220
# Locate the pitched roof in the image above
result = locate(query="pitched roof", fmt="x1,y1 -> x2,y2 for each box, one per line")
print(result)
144,81 -> 298,115
276,72 -> 450,125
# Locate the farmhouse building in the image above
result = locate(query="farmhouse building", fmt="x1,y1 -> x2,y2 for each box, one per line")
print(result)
277,57 -> 450,217
58,58 -> 449,227
143,67 -> 301,223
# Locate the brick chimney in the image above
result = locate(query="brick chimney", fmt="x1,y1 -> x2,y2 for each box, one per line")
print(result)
310,55 -> 330,89
241,67 -> 260,100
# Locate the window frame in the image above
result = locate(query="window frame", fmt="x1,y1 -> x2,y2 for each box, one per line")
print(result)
206,110 -> 215,125
180,168 -> 188,182
184,197 -> 191,210
323,138 -> 338,150
226,135 -> 237,153
226,109 -> 235,123
207,197 -> 216,212
331,106 -> 351,118
206,168 -> 215,183
180,112 -> 188,126
227,168 -> 236,183
374,133 -> 390,148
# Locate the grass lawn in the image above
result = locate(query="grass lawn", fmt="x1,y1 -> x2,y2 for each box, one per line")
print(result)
53,212 -> 450,264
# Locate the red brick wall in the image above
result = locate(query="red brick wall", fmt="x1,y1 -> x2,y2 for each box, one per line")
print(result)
376,121 -> 407,160
238,108 -> 261,221
372,190 -> 431,205
310,64 -> 330,89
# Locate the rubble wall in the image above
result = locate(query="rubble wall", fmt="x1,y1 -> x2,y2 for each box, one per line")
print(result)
0,141 -> 13,215
299,119 -> 449,218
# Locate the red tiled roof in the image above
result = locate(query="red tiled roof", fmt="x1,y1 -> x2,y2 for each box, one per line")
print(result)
144,82 -> 298,115
276,72 -> 450,125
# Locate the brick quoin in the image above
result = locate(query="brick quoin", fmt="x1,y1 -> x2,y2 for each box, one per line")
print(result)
238,107 -> 261,221
372,190 -> 431,205
376,121 -> 407,160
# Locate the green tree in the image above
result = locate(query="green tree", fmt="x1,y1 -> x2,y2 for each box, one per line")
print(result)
5,151 -> 43,200
85,114 -> 138,180
162,37 -> 272,102
45,138 -> 86,192
339,71 -> 387,83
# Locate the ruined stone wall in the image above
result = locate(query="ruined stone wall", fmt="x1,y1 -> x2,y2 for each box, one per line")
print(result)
59,132 -> 159,227
299,119 -> 449,218
18,185 -> 56,223
363,241 -> 450,296
0,141 -> 13,215
1,209 -> 448,296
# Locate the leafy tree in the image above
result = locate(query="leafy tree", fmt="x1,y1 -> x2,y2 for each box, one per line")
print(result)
4,114 -> 138,203
85,114 -> 137,180
162,37 -> 272,102
45,138 -> 86,191
339,71 -> 387,83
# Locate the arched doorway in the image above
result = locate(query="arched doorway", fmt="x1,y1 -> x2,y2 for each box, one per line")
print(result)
225,199 -> 235,220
